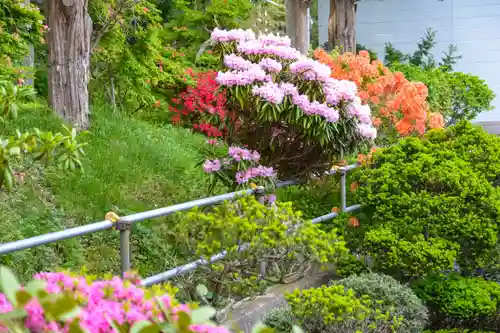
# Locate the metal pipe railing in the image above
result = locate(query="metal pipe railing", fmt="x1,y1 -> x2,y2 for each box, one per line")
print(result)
0,164 -> 361,285
0,220 -> 114,255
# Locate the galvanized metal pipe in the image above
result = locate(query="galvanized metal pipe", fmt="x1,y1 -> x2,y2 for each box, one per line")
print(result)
140,244 -> 250,287
340,171 -> 347,212
0,221 -> 114,255
119,189 -> 254,224
119,229 -> 132,275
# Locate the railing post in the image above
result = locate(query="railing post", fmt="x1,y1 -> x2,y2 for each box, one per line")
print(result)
254,186 -> 268,278
340,168 -> 347,212
117,221 -> 132,275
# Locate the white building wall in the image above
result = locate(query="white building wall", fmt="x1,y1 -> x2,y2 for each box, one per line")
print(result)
317,0 -> 500,124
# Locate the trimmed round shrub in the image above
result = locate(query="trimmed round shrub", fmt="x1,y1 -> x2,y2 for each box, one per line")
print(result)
331,273 -> 428,333
413,273 -> 500,330
263,307 -> 296,333
350,124 -> 500,279
285,284 -> 404,333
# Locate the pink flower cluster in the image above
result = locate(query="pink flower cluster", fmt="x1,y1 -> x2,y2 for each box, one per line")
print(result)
235,166 -> 276,184
228,146 -> 261,162
211,28 -> 255,43
203,146 -> 261,175
289,59 -> 331,82
258,58 -> 282,73
0,271 -> 229,333
237,40 -> 301,60
252,82 -> 339,123
252,82 -> 285,104
224,54 -> 253,71
203,159 -> 222,173
216,65 -> 270,87
257,33 -> 291,47
322,78 -> 358,105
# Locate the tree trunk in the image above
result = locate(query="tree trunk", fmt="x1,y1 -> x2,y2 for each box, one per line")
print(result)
47,0 -> 92,129
286,0 -> 309,54
328,0 -> 355,53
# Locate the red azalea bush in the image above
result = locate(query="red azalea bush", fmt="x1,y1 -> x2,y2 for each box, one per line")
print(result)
169,69 -> 231,138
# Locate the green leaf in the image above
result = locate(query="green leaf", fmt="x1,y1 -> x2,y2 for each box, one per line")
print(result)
0,266 -> 21,305
177,311 -> 191,330
8,146 -> 20,156
0,308 -> 27,321
190,306 -> 216,324
15,290 -> 32,307
24,280 -> 46,297
251,323 -> 274,333
3,167 -> 13,192
130,320 -> 160,333
292,325 -> 305,333
195,284 -> 209,297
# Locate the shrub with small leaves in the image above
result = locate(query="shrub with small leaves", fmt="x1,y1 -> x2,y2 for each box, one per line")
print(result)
263,307 -> 297,333
172,195 -> 347,306
330,273 -> 428,333
285,284 -> 403,333
412,273 -> 500,331
350,126 -> 500,279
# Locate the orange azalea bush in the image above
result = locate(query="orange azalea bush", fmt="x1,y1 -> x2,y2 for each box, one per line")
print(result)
314,48 -> 444,141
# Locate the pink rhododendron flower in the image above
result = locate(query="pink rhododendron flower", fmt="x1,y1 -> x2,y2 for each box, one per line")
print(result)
203,160 -> 222,173
252,82 -> 285,104
290,58 -> 331,82
224,54 -> 253,71
210,28 -> 255,43
235,166 -> 276,184
258,58 -> 282,73
228,146 -> 260,162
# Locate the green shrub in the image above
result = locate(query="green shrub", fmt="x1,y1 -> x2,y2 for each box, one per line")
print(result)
263,307 -> 297,333
446,71 -> 495,126
331,273 -> 428,333
286,284 -> 403,333
422,328 -> 494,333
172,195 -> 347,306
425,122 -> 500,186
413,273 -> 500,330
351,126 -> 500,279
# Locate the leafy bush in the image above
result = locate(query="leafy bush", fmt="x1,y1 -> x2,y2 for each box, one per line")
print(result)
172,195 -> 347,306
424,121 -> 500,186
0,0 -> 45,64
314,48 -> 443,144
169,70 -> 229,138
445,71 -> 495,126
330,273 -> 428,333
350,126 -> 500,279
263,307 -> 297,333
0,265 -> 273,333
413,273 -> 500,330
0,81 -> 87,191
423,328 -> 494,333
207,29 -> 376,178
285,284 -> 403,333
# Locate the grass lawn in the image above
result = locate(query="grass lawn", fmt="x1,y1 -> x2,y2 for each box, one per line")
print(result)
0,102 -> 211,280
